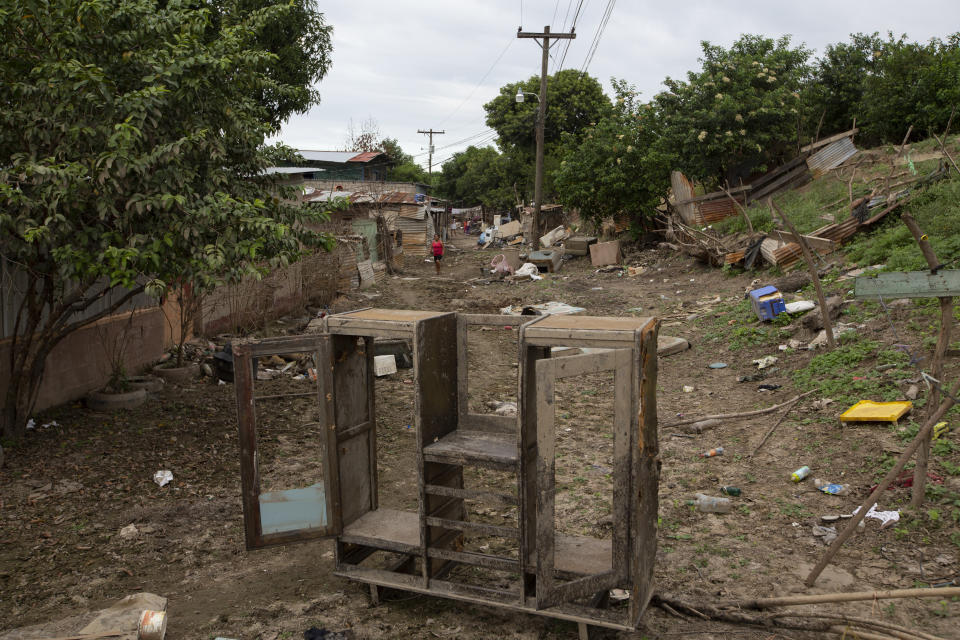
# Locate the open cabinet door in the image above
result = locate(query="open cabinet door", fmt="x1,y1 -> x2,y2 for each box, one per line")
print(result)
534,349 -> 633,610
234,335 -> 341,549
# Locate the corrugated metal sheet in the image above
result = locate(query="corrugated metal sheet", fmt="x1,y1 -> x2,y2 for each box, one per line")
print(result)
670,171 -> 696,225
697,199 -> 739,224
346,151 -> 387,163
807,137 -> 857,177
296,150 -> 357,163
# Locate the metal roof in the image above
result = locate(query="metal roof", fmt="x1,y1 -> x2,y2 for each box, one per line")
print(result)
807,137 -> 858,177
295,150 -> 388,164
263,167 -> 324,175
347,151 -> 387,163
296,150 -> 360,163
306,190 -> 420,205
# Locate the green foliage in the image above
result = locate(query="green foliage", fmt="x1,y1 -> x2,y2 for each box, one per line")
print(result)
792,338 -> 898,404
860,34 -> 960,144
845,177 -> 960,271
484,69 -> 612,152
553,80 -> 669,228
806,33 -> 883,138
436,145 -> 524,211
652,35 -> 812,186
0,0 -> 335,436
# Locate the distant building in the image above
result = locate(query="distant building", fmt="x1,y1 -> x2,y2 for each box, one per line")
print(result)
292,150 -> 391,182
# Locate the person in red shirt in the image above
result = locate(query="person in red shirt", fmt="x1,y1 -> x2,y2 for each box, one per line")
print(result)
431,234 -> 444,274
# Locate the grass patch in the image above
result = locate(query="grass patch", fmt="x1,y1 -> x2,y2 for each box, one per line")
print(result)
792,337 -> 904,405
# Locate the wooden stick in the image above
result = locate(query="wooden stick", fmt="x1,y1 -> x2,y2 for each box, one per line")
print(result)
900,211 -> 953,509
750,394 -> 805,457
769,197 -> 835,349
932,132 -> 960,177
723,185 -> 754,234
662,391 -> 814,428
775,614 -> 945,640
730,585 -> 960,609
805,385 -> 960,586
35,631 -> 126,640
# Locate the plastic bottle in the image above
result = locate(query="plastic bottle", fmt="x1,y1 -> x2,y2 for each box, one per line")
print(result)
791,466 -> 811,482
688,493 -> 732,513
720,486 -> 741,497
700,447 -> 724,458
813,478 -> 849,495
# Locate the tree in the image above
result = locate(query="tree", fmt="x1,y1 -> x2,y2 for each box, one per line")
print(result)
0,0 -> 335,438
437,146 -> 524,211
381,137 -> 428,183
554,80 -> 669,229
806,33 -> 883,139
343,116 -> 382,152
860,33 -> 960,144
652,35 -> 812,186
484,70 -> 611,201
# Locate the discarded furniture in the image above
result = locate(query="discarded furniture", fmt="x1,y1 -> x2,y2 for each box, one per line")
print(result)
748,285 -> 786,322
233,309 -> 660,634
589,240 -> 621,267
527,249 -> 563,273
565,236 -> 598,257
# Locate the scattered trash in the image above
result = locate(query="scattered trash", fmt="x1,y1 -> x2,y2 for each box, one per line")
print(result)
812,525 -> 838,544
708,362 -> 727,369
201,363 -> 214,377
784,300 -> 816,314
217,379 -> 226,385
490,254 -> 515,276
933,421 -> 949,440
811,398 -> 834,411
589,240 -> 621,266
753,355 -> 778,369
814,478 -> 850,495
749,286 -> 786,321
852,504 -> 901,528
876,363 -> 897,372
153,470 -> 173,487
787,338 -> 804,350
682,385 -> 695,393
119,523 -> 139,539
26,418 -> 36,430
138,609 -> 168,640
681,418 -> 720,434
304,627 -> 354,640
870,469 -> 943,492
737,370 -> 775,383
609,588 -> 630,601
501,301 -> 584,316
700,447 -> 724,458
792,466 -> 812,482
720,486 -> 741,496
758,383 -> 781,392
839,400 -> 912,423
373,354 -> 398,377
905,384 -> 920,400
689,493 -> 731,513
485,400 -> 517,417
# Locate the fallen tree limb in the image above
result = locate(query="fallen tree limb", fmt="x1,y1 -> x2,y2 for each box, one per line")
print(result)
806,381 -> 960,586
726,585 -> 960,609
750,393 -> 806,457
662,391 -> 815,428
777,613 -> 945,640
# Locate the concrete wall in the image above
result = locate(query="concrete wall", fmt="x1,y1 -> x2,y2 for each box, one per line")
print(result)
0,307 -> 166,412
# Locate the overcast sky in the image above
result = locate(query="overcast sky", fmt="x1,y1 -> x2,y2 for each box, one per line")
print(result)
277,1 -> 960,170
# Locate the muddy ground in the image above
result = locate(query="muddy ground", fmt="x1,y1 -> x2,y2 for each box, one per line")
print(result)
1,237 -> 958,639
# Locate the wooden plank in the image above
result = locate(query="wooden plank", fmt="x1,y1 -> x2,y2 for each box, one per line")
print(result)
768,230 -> 837,253
422,430 -> 519,468
554,535 -> 613,575
334,565 -> 633,630
800,127 -> 859,153
333,335 -> 373,528
424,483 -> 518,506
318,336 -> 342,535
854,270 -> 960,299
541,571 -> 619,609
549,349 -> 620,379
233,343 -> 262,550
341,508 -> 420,553
518,342 -> 549,603
426,547 -> 520,572
611,349 -> 632,584
535,357 -> 558,607
459,413 -> 516,434
424,516 -> 518,538
630,322 -> 660,624
336,420 -> 373,443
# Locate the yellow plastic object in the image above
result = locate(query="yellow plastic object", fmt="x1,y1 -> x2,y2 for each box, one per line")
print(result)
839,400 -> 913,423
933,422 -> 949,440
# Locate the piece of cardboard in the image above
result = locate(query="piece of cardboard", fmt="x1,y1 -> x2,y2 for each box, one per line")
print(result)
589,240 -> 621,266
497,220 -> 522,238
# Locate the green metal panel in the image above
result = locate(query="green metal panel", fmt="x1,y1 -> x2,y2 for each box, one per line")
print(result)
352,218 -> 378,262
854,270 -> 960,299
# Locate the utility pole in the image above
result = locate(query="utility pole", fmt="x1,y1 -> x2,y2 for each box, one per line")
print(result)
418,128 -> 445,175
517,25 -> 574,250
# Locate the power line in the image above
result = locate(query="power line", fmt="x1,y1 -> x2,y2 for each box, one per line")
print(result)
437,36 -> 514,128
412,129 -> 495,157
580,0 -> 615,76
557,0 -> 585,70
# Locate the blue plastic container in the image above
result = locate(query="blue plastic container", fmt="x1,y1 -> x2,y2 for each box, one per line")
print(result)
749,285 -> 786,321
